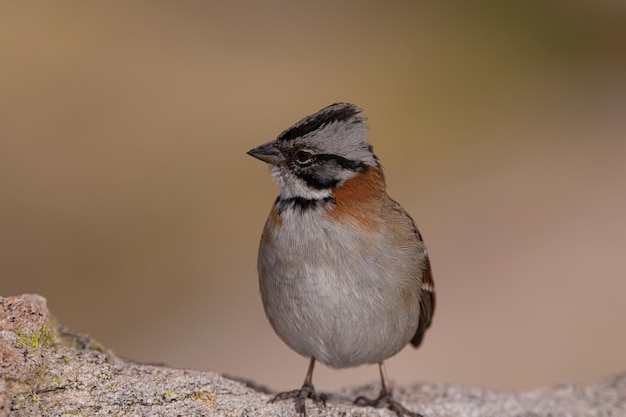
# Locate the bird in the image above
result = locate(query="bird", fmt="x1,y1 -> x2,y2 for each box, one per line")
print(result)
247,103 -> 435,417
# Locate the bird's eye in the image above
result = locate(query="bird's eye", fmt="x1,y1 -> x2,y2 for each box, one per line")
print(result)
295,150 -> 314,164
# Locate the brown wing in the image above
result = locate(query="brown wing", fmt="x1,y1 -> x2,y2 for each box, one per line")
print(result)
410,252 -> 435,347
389,198 -> 436,348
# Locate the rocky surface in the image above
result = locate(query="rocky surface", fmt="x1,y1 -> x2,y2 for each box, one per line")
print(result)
1,294 -> 624,417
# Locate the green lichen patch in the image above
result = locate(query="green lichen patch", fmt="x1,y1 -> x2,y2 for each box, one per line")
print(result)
192,391 -> 216,406
34,363 -> 67,391
14,322 -> 57,354
60,409 -> 84,416
12,389 -> 42,411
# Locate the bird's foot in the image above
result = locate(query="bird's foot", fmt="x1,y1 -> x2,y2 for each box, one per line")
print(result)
354,389 -> 423,417
270,382 -> 326,417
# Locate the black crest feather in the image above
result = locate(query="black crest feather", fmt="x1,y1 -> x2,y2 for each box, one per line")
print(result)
277,103 -> 361,142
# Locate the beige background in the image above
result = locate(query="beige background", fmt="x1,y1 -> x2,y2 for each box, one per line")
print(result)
2,2 -> 625,392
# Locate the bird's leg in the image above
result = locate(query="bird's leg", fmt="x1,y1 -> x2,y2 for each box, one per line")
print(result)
354,362 -> 424,417
270,357 -> 326,416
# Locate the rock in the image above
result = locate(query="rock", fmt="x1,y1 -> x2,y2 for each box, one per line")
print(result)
1,294 -> 624,417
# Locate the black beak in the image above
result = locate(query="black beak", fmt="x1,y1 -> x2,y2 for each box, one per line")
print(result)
247,140 -> 281,165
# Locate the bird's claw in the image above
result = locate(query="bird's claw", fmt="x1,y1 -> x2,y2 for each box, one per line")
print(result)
354,389 -> 423,417
270,383 -> 326,416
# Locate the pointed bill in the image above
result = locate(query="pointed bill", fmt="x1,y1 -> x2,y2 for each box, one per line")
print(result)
247,140 -> 282,165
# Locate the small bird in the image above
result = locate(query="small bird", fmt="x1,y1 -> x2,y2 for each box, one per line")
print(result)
247,103 -> 435,417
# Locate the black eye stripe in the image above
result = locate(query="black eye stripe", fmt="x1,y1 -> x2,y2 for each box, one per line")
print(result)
287,151 -> 366,172
315,154 -> 368,171
293,156 -> 369,190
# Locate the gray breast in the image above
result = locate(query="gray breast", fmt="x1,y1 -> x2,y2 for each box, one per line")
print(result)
257,206 -> 421,368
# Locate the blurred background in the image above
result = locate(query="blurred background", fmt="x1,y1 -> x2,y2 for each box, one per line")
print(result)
2,1 -> 625,393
